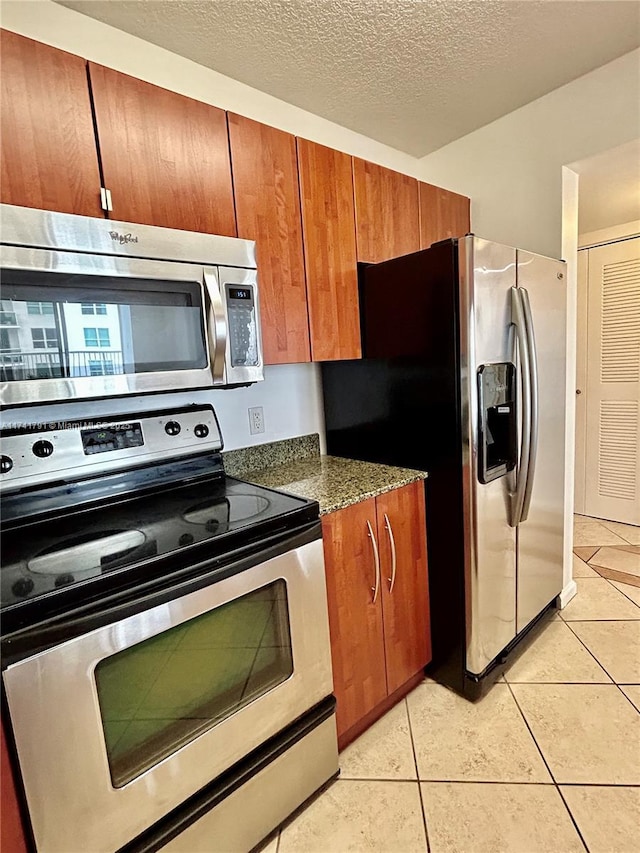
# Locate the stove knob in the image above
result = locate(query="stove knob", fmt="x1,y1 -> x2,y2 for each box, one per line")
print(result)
12,577 -> 34,598
0,455 -> 13,473
55,573 -> 75,588
179,533 -> 194,547
32,440 -> 54,458
165,421 -> 181,436
194,424 -> 209,438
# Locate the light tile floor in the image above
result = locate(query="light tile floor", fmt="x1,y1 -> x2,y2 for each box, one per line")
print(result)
263,515 -> 640,853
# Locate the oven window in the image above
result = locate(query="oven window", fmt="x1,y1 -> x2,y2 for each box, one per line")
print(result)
0,271 -> 207,381
94,580 -> 293,787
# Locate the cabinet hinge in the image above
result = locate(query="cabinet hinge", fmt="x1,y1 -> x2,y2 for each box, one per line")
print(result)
100,187 -> 113,212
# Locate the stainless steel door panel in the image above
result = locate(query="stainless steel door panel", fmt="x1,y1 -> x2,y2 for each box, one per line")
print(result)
0,204 -> 257,269
0,246 -> 217,405
160,716 -> 338,853
459,237 -> 518,676
3,539 -> 332,853
516,251 -> 566,632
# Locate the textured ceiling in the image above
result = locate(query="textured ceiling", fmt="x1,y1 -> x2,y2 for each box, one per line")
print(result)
57,0 -> 640,156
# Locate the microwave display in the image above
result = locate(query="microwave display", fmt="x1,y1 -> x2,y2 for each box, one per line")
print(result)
0,271 -> 207,383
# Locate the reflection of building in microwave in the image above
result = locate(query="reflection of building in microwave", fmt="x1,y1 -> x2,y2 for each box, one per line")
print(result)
0,298 -> 124,380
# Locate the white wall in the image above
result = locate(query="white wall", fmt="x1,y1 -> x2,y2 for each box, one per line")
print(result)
418,49 -> 640,259
0,0 -> 429,451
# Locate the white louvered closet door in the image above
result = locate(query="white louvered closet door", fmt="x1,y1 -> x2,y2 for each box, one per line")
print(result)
584,237 -> 640,524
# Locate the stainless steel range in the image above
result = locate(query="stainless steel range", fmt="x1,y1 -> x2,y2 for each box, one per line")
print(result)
0,392 -> 337,853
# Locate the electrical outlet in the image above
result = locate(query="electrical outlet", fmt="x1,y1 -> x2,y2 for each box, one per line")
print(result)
248,406 -> 265,435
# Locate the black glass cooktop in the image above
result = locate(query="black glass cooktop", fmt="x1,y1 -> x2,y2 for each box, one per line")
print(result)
1,471 -> 317,622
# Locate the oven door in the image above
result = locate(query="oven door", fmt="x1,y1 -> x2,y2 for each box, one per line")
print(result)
3,535 -> 332,853
0,246 -> 232,405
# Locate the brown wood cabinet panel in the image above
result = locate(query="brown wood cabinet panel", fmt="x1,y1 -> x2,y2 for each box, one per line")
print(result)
0,30 -> 102,217
88,63 -> 236,236
377,481 -> 431,695
419,181 -> 470,249
228,114 -> 310,364
1,719 -> 27,853
322,499 -> 387,738
353,158 -> 420,263
297,139 -> 361,361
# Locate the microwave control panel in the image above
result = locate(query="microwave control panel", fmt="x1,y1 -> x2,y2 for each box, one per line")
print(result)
226,284 -> 259,368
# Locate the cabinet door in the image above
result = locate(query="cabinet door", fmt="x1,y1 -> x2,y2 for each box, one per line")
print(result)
419,182 -> 470,249
377,482 -> 431,694
0,30 -> 102,217
228,115 -> 310,365
297,139 -> 361,361
322,499 -> 387,738
1,719 -> 27,853
353,158 -> 420,263
88,63 -> 236,236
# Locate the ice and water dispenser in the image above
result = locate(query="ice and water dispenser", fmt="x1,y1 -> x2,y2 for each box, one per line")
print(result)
477,363 -> 517,484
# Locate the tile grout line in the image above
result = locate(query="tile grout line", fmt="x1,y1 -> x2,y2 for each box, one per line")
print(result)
560,618 -> 640,708
404,696 -> 431,853
337,777 -> 639,786
599,574 -> 640,608
505,681 -> 591,853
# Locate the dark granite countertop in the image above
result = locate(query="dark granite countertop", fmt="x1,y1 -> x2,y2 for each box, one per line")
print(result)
224,435 -> 428,515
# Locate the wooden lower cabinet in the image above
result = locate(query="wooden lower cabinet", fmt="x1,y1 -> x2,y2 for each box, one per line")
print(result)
1,719 -> 28,853
321,481 -> 431,742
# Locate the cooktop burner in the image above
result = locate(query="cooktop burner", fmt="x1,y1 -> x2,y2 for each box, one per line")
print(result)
1,475 -> 313,616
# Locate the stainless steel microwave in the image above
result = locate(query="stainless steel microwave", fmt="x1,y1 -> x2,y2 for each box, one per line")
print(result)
0,205 -> 263,406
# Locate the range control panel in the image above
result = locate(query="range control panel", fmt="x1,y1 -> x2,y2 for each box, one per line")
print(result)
0,405 -> 222,492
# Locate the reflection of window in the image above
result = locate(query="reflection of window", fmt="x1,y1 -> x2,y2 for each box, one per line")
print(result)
81,303 -> 107,315
31,328 -> 58,349
84,328 -> 111,348
89,359 -> 115,376
27,302 -> 54,315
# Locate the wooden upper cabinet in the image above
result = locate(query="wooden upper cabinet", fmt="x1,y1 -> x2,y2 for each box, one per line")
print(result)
377,481 -> 431,694
352,158 -> 420,263
0,30 -> 102,217
322,498 -> 387,738
419,182 -> 470,249
88,63 -> 236,236
228,114 -> 310,364
297,139 -> 361,361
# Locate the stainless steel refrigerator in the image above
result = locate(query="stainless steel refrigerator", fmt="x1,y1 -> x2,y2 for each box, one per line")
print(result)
322,236 -> 567,698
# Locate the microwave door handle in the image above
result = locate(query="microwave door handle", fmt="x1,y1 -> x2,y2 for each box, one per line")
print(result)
509,286 -> 531,528
203,269 -> 227,384
519,287 -> 539,523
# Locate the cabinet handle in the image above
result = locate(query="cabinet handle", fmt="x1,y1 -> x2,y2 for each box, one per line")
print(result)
366,520 -> 381,604
384,512 -> 397,593
100,187 -> 113,212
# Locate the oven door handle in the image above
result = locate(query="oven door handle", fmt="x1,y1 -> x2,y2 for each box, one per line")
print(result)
203,268 -> 227,384
28,531 -> 147,575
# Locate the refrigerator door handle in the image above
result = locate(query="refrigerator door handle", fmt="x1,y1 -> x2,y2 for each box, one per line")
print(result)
519,287 -> 539,522
509,287 -> 531,527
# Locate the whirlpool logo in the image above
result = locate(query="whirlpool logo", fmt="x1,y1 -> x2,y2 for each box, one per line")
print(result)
109,230 -> 139,245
